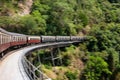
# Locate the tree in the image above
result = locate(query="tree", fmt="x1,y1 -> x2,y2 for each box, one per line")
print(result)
83,56 -> 111,80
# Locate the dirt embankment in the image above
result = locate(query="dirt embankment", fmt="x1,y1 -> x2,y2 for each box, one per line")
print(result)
18,0 -> 33,16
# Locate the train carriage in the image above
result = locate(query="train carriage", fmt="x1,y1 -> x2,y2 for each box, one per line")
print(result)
41,36 -> 56,43
56,36 -> 71,42
71,36 -> 86,41
71,36 -> 81,41
0,28 -> 11,53
9,32 -> 27,46
27,35 -> 41,44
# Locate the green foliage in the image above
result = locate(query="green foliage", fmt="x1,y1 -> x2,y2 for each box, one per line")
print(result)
44,63 -> 52,70
86,23 -> 120,80
20,15 -> 37,34
83,56 -> 111,80
62,45 -> 75,66
1,0 -> 120,36
78,12 -> 89,26
87,23 -> 120,52
0,0 -> 20,16
106,48 -> 119,71
62,54 -> 71,66
31,0 -> 90,35
65,71 -> 77,80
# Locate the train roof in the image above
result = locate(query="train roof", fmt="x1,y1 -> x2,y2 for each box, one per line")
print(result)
0,28 -> 26,36
0,27 -> 8,33
8,32 -> 26,36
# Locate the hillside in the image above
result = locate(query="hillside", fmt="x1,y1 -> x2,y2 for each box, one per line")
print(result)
0,0 -> 120,80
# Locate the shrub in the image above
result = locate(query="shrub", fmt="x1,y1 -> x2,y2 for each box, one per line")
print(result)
65,71 -> 77,80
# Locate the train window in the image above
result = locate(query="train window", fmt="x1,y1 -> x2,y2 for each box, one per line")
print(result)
15,36 -> 17,41
8,36 -> 10,43
3,35 -> 4,44
5,35 -> 7,43
2,35 -> 4,44
14,36 -> 16,41
24,37 -> 26,41
4,35 -> 5,43
2,35 -> 3,44
25,37 -> 26,41
7,35 -> 9,43
13,37 -> 15,42
0,34 -> 1,44
21,37 -> 23,41
23,37 -> 25,41
3,35 -> 5,43
20,37 -> 21,41
17,37 -> 18,41
13,36 -> 15,41
0,32 -> 1,44
18,37 -> 19,41
6,35 -> 7,43
19,37 -> 21,41
0,34 -> 2,44
20,37 -> 22,41
21,37 -> 22,41
22,37 -> 24,41
6,35 -> 8,43
15,36 -> 16,41
1,34 -> 3,44
4,35 -> 6,43
8,36 -> 10,42
23,37 -> 24,41
16,36 -> 18,41
4,35 -> 6,44
18,37 -> 20,41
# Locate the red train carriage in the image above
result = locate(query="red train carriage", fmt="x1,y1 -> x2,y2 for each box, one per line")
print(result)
27,35 -> 41,44
0,29 -> 11,53
0,28 -> 27,54
9,32 -> 27,47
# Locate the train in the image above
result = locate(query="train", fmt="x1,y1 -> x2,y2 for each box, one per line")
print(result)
0,28 -> 86,54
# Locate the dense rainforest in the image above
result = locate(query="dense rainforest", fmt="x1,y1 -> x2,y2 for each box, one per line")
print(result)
0,0 -> 120,80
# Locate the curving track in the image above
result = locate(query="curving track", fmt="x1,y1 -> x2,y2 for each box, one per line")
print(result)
0,42 -> 74,80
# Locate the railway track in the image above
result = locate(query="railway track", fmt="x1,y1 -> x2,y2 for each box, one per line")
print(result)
0,41 -> 76,80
